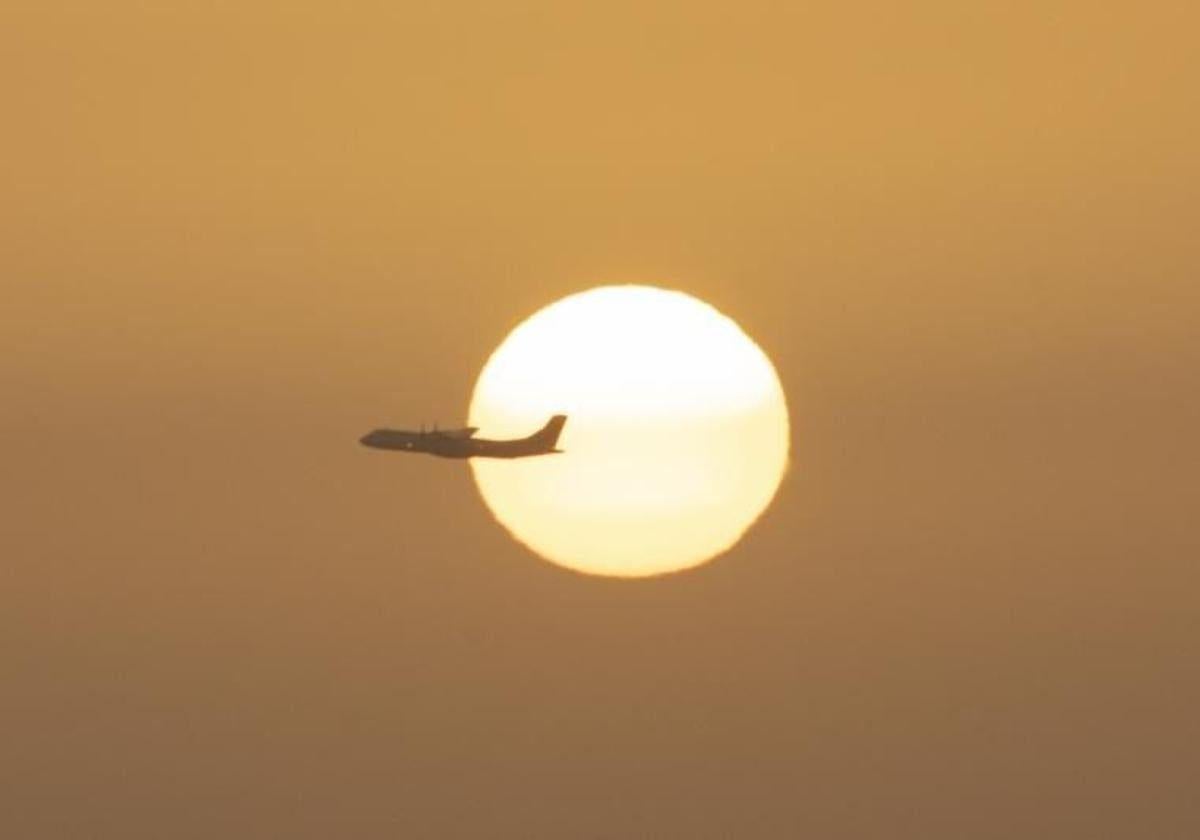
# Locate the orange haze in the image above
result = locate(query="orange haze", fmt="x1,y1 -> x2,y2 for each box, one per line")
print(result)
4,2 -> 1198,837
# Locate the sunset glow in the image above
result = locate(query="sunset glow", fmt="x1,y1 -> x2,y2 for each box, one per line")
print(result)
469,285 -> 790,577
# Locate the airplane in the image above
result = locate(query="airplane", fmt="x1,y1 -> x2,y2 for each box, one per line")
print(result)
359,415 -> 567,459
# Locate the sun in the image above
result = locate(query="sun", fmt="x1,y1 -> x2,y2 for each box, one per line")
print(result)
469,285 -> 790,578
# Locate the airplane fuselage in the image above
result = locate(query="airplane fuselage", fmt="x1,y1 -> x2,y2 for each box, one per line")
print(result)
359,415 -> 566,460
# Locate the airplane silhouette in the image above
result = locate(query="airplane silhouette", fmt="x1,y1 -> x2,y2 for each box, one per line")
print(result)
359,415 -> 567,459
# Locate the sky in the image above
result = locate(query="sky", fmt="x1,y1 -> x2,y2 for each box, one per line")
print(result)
4,2 -> 1198,837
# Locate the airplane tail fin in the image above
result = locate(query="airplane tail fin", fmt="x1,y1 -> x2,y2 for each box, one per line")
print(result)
531,414 -> 567,450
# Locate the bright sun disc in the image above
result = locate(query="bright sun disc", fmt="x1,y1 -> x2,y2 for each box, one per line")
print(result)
469,285 -> 790,577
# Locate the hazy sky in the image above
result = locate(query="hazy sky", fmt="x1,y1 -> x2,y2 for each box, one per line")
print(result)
4,2 -> 1198,837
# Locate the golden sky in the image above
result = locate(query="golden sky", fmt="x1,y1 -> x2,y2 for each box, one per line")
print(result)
4,2 -> 1198,837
